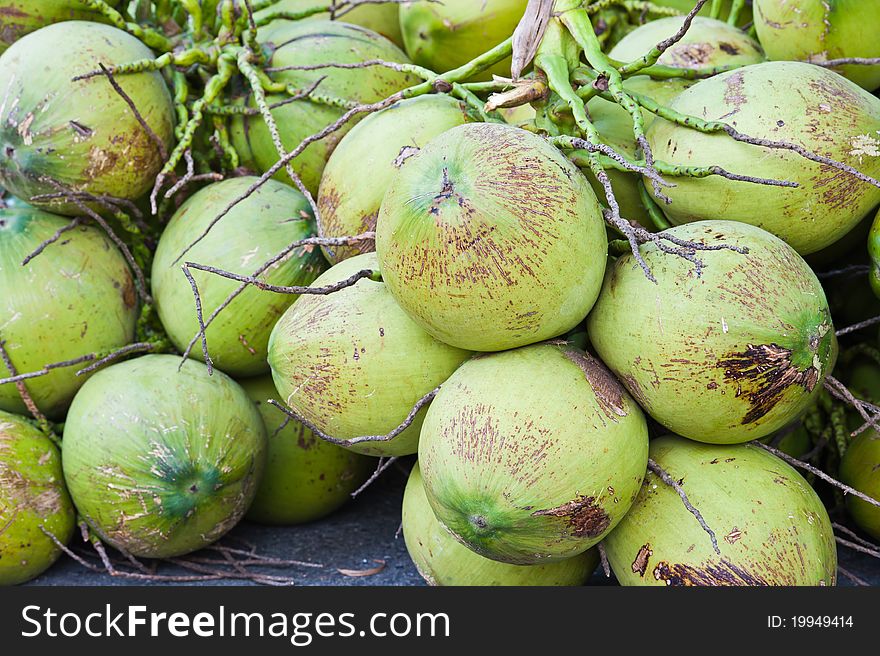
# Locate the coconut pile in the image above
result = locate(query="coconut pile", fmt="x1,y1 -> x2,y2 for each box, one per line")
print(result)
1,0 -> 880,587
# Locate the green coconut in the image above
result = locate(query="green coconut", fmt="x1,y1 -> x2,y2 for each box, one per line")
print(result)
0,0 -> 121,53
62,354 -> 266,559
255,0 -> 403,47
647,61 -> 880,255
403,463 -> 598,586
610,16 -> 765,69
0,204 -> 138,419
317,95 -> 473,264
231,20 -> 419,195
870,207 -> 880,299
268,253 -> 472,457
376,122 -> 608,352
839,430 -> 880,541
419,342 -> 649,565
0,410 -> 75,585
586,76 -> 694,229
241,376 -> 375,525
151,177 -> 326,377
754,0 -> 880,91
0,21 -> 175,214
399,0 -> 527,82
587,221 -> 837,444
605,435 -> 837,586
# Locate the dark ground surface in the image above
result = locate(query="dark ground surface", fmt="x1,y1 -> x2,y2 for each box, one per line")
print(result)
27,463 -> 880,587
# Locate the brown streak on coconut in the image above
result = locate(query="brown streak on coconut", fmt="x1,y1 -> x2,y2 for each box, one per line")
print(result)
632,543 -> 653,577
717,344 -> 820,424
531,495 -> 611,539
562,349 -> 627,420
653,559 -> 770,586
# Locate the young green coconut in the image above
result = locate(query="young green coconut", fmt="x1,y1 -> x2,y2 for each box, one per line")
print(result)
376,122 -> 608,352
0,21 -> 175,214
587,221 -> 837,444
255,0 -> 403,47
62,354 -> 267,559
0,204 -> 138,419
610,16 -> 765,71
604,435 -> 837,586
317,94 -> 473,264
241,376 -> 375,526
403,463 -> 599,586
0,410 -> 76,585
647,61 -> 880,255
151,177 -> 326,377
0,0 -> 121,53
231,19 -> 420,194
418,341 -> 649,565
839,430 -> 880,542
399,0 -> 528,82
754,0 -> 880,91
268,253 -> 472,457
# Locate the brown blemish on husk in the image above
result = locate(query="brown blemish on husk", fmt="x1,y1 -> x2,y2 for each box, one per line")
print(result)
717,344 -> 820,424
531,495 -> 610,538
721,70 -> 746,118
632,543 -> 653,577
668,43 -> 713,68
0,460 -> 63,515
563,349 -> 627,420
653,560 -> 770,586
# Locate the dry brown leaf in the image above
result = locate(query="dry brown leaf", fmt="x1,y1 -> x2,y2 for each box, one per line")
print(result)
337,559 -> 387,578
511,0 -> 554,80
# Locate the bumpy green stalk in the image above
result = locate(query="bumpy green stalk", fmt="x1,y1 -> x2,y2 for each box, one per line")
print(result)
172,70 -> 190,141
155,55 -> 237,195
80,0 -> 173,51
212,117 -> 239,169
561,6 -> 650,150
728,0 -> 746,25
638,179 -> 671,230
709,0 -> 723,19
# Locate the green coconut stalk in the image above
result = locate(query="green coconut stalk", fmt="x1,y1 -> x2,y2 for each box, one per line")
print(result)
419,341 -> 649,565
586,75 -> 693,229
605,435 -> 837,586
754,0 -> 880,92
151,177 -> 326,377
255,0 -> 404,47
0,410 -> 75,585
62,354 -> 267,559
580,15 -> 764,230
376,122 -> 608,352
317,95 -> 473,264
0,21 -> 175,214
403,463 -> 599,586
230,19 -> 420,194
0,204 -> 138,419
0,0 -> 122,53
587,221 -> 837,444
839,430 -> 880,541
399,0 -> 527,82
268,253 -> 472,457
651,0 -> 751,24
647,61 -> 880,255
241,376 -> 375,525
